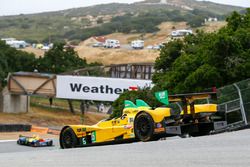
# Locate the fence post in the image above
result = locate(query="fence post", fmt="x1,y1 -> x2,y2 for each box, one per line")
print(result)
233,83 -> 248,125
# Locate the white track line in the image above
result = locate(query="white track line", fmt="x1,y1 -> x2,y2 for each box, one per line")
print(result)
0,140 -> 16,143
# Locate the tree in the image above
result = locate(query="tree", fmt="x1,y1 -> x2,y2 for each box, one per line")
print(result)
154,40 -> 183,72
97,18 -> 103,24
187,16 -> 205,28
153,9 -> 250,94
0,41 -> 37,87
37,43 -> 87,73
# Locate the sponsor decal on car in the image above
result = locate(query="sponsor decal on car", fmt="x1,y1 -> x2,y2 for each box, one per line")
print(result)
156,123 -> 162,128
124,125 -> 133,129
77,132 -> 86,138
154,127 -> 165,133
82,137 -> 87,145
91,131 -> 96,143
77,128 -> 87,132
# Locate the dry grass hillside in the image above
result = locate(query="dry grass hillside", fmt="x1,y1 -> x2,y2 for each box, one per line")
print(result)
198,21 -> 227,32
0,106 -> 107,127
76,22 -> 189,65
75,39 -> 160,65
22,46 -> 45,58
22,21 -> 226,65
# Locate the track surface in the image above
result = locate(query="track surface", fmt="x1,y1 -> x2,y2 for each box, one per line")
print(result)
0,129 -> 250,167
0,140 -> 59,153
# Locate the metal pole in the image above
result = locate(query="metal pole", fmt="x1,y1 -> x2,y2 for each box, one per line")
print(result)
80,100 -> 85,124
26,95 -> 29,113
233,83 -> 248,125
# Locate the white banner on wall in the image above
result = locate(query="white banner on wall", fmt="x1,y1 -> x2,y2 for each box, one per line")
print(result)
56,75 -> 152,101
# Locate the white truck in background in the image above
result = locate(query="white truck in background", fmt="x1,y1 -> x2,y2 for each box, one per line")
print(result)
131,40 -> 144,49
1,38 -> 28,48
104,39 -> 120,48
171,29 -> 193,37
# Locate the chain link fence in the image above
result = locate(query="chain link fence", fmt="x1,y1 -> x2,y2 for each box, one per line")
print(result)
217,78 -> 250,129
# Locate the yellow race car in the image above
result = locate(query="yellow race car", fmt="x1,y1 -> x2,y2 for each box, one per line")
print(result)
60,91 -> 226,149
60,99 -> 171,148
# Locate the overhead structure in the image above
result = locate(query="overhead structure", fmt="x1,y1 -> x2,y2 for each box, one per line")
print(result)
8,72 -> 56,97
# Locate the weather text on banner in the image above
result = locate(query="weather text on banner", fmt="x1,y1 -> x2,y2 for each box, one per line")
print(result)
56,75 -> 152,101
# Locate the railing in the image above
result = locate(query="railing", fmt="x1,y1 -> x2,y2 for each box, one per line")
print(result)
217,78 -> 250,130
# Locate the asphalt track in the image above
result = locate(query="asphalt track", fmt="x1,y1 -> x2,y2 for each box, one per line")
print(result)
0,129 -> 250,167
0,140 -> 59,153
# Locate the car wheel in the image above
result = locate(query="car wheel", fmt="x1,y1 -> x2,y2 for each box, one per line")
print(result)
33,141 -> 40,147
60,127 -> 77,149
18,140 -> 25,145
47,140 -> 53,146
134,112 -> 154,142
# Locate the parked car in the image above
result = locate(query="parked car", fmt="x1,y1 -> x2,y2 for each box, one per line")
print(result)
146,45 -> 153,49
171,29 -> 193,37
131,40 -> 144,49
153,45 -> 161,50
92,42 -> 104,47
41,46 -> 50,51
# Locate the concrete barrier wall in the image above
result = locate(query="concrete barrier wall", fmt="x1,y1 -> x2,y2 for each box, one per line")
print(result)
0,88 -> 30,113
2,94 -> 30,113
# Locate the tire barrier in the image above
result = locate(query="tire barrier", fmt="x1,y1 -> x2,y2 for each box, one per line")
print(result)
0,124 -> 31,132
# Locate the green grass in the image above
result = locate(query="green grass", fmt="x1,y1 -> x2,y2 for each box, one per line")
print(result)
30,96 -> 82,110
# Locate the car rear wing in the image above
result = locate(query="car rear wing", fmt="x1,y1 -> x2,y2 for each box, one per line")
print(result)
155,91 -> 217,116
168,92 -> 217,103
170,92 -> 217,116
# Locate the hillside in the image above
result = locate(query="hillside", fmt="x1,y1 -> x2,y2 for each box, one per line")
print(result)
0,106 -> 107,127
0,0 -> 243,42
139,0 -> 243,14
21,21 -> 226,65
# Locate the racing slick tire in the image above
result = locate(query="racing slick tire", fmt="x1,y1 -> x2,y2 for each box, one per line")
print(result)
60,127 -> 78,149
134,112 -> 154,142
33,141 -> 40,147
47,140 -> 53,146
17,140 -> 25,145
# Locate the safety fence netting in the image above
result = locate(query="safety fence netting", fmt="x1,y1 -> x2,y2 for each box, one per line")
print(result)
217,78 -> 250,127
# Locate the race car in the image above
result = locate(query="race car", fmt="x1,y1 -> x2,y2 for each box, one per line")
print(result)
60,99 -> 172,148
60,91 -> 226,149
17,135 -> 53,147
